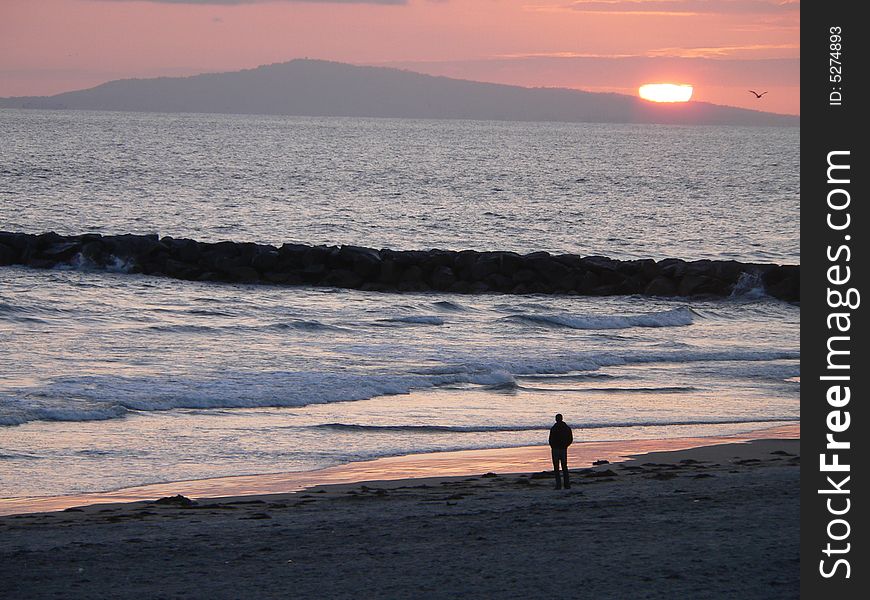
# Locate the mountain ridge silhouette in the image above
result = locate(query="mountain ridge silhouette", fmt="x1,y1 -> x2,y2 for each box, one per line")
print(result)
0,59 -> 798,126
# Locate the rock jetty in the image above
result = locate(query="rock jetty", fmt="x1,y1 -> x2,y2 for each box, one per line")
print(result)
0,232 -> 799,301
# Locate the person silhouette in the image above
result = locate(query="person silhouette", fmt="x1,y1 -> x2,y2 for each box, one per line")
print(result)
548,413 -> 573,489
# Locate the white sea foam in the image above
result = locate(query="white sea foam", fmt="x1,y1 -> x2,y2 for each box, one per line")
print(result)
1,348 -> 799,426
0,402 -> 128,427
730,272 -> 768,299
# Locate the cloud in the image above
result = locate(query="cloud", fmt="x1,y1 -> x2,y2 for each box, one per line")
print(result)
646,43 -> 799,58
564,0 -> 800,15
496,51 -> 640,59
496,42 -> 798,60
96,0 -> 408,5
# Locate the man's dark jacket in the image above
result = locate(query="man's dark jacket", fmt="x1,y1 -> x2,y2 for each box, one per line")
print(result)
549,421 -> 573,448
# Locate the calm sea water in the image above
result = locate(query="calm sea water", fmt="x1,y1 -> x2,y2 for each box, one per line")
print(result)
0,110 -> 799,497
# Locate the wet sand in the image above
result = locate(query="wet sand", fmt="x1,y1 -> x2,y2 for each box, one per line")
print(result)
0,425 -> 799,599
0,423 -> 798,516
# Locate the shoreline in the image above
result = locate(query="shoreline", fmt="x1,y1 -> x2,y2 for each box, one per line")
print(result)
0,422 -> 798,517
1,424 -> 800,599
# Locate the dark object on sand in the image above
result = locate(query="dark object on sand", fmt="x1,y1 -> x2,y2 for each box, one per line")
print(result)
770,450 -> 796,456
592,459 -> 610,466
154,495 -> 197,507
587,469 -> 618,478
0,231 -> 801,301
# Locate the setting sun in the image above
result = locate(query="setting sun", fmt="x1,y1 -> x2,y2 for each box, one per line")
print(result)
638,83 -> 694,103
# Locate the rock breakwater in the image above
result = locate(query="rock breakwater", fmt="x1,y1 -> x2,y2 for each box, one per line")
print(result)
0,232 -> 799,301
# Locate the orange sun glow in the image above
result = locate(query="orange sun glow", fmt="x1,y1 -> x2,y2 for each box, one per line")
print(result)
638,83 -> 694,103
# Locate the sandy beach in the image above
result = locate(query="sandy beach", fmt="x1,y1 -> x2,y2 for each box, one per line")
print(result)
0,425 -> 799,599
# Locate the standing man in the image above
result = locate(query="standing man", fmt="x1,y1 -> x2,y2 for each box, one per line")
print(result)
548,413 -> 573,489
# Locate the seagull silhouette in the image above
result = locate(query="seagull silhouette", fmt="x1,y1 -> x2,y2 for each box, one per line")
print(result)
748,90 -> 768,98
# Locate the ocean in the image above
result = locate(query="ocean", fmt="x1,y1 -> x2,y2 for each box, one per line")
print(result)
0,109 -> 799,498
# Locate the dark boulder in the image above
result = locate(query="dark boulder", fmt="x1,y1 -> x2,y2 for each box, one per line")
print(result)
392,250 -> 429,267
582,256 -> 624,285
162,259 -> 202,280
590,284 -> 621,296
430,265 -> 457,291
301,263 -> 328,283
278,243 -> 309,267
165,237 -> 202,264
454,250 -> 481,273
511,269 -> 538,285
42,241 -> 81,261
684,259 -> 716,277
378,259 -> 401,284
337,245 -> 381,279
105,233 -> 160,259
251,249 -> 281,273
575,270 -> 601,293
449,280 -> 474,294
81,239 -> 108,265
35,231 -> 64,248
511,283 -> 531,294
0,242 -> 20,265
709,260 -> 746,282
25,258 -> 57,269
535,260 -> 575,288
201,240 -> 243,269
658,258 -> 688,279
22,232 -> 61,262
422,250 -> 456,270
763,265 -> 800,302
678,274 -> 727,296
552,254 -> 584,270
323,269 -> 364,289
401,265 -> 424,284
581,255 -> 619,272
636,259 -> 659,280
0,232 -> 31,252
300,245 -> 330,271
644,276 -> 678,296
154,494 -> 196,507
359,282 -> 392,293
467,254 -> 502,281
221,266 -> 261,283
262,271 -> 304,285
484,273 -> 513,292
498,252 -> 525,276
235,242 -> 261,267
616,275 -> 646,295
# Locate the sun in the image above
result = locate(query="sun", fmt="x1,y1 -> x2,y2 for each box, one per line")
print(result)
638,83 -> 694,103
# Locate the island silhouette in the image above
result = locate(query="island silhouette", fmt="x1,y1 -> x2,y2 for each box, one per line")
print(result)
0,59 -> 797,127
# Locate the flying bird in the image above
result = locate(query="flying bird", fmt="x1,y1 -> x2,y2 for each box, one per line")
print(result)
748,90 -> 768,98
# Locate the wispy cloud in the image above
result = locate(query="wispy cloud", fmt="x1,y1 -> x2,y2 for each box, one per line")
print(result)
496,42 -> 798,60
496,51 -> 640,59
647,43 -> 799,58
561,0 -> 799,16
96,0 -> 408,5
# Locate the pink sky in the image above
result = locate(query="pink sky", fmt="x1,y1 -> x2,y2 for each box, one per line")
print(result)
0,0 -> 800,115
